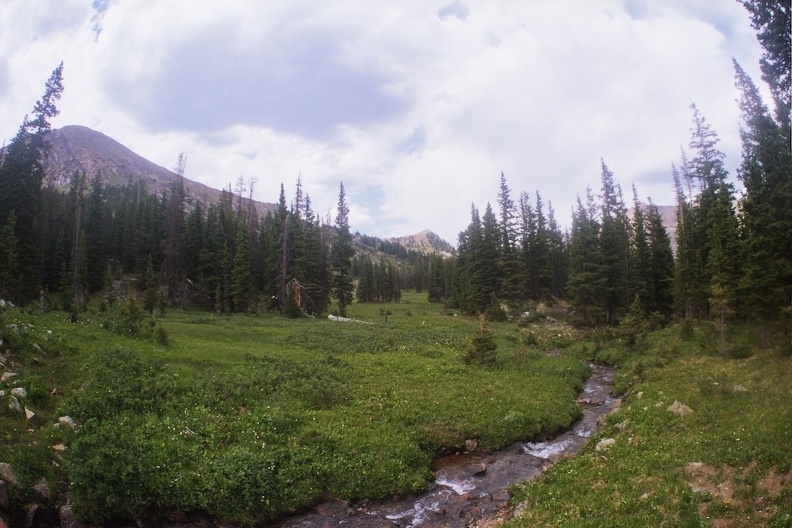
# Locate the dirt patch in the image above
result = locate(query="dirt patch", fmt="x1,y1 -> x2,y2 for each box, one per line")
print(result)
682,462 -> 791,527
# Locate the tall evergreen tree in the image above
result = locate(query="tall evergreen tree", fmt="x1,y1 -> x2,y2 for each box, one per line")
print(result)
0,212 -> 20,300
629,186 -> 652,314
733,60 -> 792,321
330,183 -> 354,317
598,161 -> 631,323
231,215 -> 253,313
567,190 -> 606,324
0,63 -> 64,303
162,155 -> 186,304
496,173 -> 524,303
645,201 -> 675,317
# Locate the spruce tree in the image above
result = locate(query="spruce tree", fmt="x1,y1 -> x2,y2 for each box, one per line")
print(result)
330,183 -> 354,317
231,216 -> 253,313
567,190 -> 606,324
496,173 -> 524,303
0,63 -> 64,303
598,161 -> 631,323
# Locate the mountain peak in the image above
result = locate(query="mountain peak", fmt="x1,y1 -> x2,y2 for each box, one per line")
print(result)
391,229 -> 454,255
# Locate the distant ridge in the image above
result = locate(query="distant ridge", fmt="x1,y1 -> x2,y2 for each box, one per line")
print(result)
42,125 -> 277,216
390,229 -> 454,255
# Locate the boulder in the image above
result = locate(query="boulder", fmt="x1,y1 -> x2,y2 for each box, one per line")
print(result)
7,396 -> 21,414
60,504 -> 88,528
0,480 -> 8,511
58,416 -> 77,429
595,438 -> 616,451
31,478 -> 51,504
0,463 -> 17,486
667,400 -> 694,416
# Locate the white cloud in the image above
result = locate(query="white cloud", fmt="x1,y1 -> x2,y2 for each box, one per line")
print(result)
0,0 -> 767,245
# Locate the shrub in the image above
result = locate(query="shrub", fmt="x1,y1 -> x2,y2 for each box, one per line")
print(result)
463,315 -> 498,366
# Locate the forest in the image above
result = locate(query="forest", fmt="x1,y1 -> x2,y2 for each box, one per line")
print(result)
0,41 -> 790,335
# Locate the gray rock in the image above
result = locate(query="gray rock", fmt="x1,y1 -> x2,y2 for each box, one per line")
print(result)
10,387 -> 26,398
464,438 -> 478,452
667,400 -> 694,416
32,477 -> 51,504
0,372 -> 18,382
595,438 -> 616,451
7,396 -> 21,414
0,463 -> 17,486
0,480 -> 8,511
58,416 -> 77,428
59,504 -> 87,528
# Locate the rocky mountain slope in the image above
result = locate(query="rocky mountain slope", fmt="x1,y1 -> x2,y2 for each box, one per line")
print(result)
42,125 -> 277,216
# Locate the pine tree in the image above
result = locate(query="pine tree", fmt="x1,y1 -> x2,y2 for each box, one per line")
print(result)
496,173 -> 524,303
567,190 -> 606,325
646,201 -> 675,317
0,63 -> 64,303
162,155 -> 186,304
599,160 -> 631,323
733,60 -> 792,321
629,186 -> 652,314
330,183 -> 354,317
0,212 -> 20,300
231,215 -> 253,313
84,171 -> 107,294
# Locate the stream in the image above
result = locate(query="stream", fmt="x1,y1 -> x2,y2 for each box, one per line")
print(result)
268,363 -> 619,528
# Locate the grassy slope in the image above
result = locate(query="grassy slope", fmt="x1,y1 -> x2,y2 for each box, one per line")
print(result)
505,322 -> 792,527
0,291 -> 588,525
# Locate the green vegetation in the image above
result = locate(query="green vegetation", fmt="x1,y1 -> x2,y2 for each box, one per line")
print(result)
505,321 -> 792,527
0,292 -> 590,525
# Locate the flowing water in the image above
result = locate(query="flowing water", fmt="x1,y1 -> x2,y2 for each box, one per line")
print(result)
268,363 -> 619,528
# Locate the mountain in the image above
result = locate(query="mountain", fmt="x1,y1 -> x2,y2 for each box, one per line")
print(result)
42,125 -> 278,216
390,229 -> 454,255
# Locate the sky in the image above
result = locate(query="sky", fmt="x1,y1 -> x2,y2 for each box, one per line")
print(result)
0,0 -> 768,244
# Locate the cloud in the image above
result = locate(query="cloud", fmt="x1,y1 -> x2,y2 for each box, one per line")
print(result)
0,0 -> 767,245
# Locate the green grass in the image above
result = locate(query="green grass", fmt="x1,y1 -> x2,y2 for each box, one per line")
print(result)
505,321 -> 792,527
0,291 -> 589,525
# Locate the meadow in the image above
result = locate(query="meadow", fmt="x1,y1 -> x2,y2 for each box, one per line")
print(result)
0,291 -> 589,525
505,321 -> 792,527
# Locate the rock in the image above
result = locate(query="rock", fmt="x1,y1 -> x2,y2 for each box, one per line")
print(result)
464,439 -> 479,452
0,463 -> 17,486
732,384 -> 748,392
615,419 -> 630,430
0,390 -> 4,397
24,407 -> 35,420
667,400 -> 694,416
7,396 -> 21,414
595,438 -> 616,451
60,504 -> 88,528
472,463 -> 487,477
52,444 -> 67,452
32,477 -> 51,504
0,372 -> 18,382
10,387 -> 26,398
58,416 -> 77,428
0,480 -> 8,511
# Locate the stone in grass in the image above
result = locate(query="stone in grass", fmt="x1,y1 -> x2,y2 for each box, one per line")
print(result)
0,372 -> 18,382
0,463 -> 18,487
7,396 -> 21,414
24,407 -> 35,420
10,387 -> 26,398
58,416 -> 77,428
667,400 -> 694,416
595,438 -> 616,451
32,478 -> 51,504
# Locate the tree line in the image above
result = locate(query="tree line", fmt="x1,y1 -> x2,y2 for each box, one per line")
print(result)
0,0 -> 788,330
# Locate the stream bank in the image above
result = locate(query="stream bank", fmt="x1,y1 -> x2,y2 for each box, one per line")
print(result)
268,363 -> 619,528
